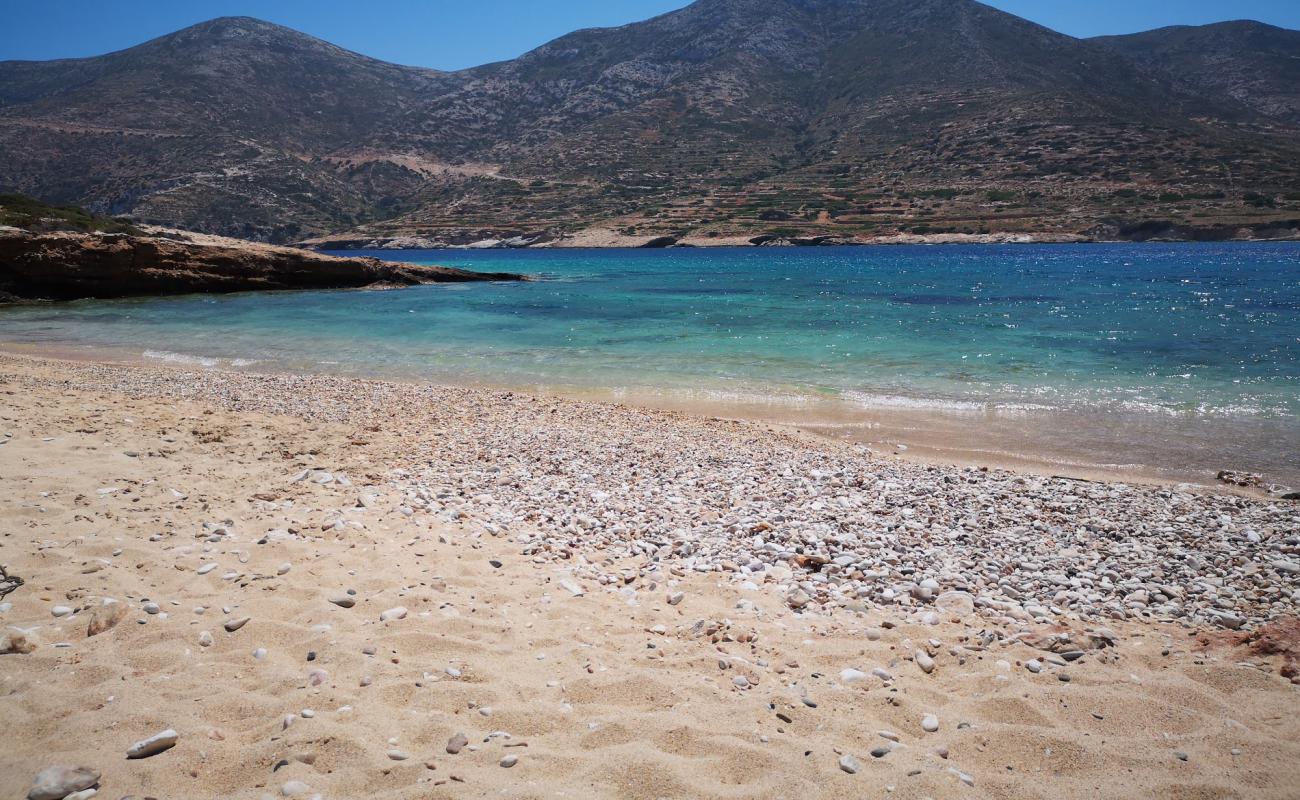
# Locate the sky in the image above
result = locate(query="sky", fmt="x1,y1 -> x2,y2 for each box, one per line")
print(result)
1,0 -> 1297,70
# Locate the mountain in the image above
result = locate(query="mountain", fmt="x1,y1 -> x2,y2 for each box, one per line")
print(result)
2,0 -> 1298,245
1096,21 -> 1300,125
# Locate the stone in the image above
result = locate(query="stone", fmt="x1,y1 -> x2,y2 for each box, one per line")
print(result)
446,733 -> 468,754
667,591 -> 684,606
388,749 -> 410,760
51,605 -> 74,618
914,649 -> 935,674
27,765 -> 101,800
281,780 -> 310,796
840,668 -> 868,683
870,745 -> 890,758
839,755 -> 861,774
1025,659 -> 1043,673
559,578 -> 584,596
935,591 -> 975,616
223,617 -> 250,632
126,728 -> 178,759
328,595 -> 356,608
277,563 -> 292,575
922,714 -> 939,732
380,606 -> 408,622
198,631 -> 214,647
500,754 -> 518,768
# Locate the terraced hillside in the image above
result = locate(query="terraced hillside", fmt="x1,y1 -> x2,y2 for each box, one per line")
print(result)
1,0 -> 1298,244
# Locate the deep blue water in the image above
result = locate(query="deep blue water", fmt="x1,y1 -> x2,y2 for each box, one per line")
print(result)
3,243 -> 1298,481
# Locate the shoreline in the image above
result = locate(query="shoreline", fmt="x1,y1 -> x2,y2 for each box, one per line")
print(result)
300,226 -> 1300,251
1,340 -> 1292,496
2,350 -> 1298,798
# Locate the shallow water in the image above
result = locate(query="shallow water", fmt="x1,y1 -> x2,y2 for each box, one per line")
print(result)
3,243 -> 1298,484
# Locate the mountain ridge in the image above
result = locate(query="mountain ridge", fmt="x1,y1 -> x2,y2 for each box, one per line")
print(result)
2,1 -> 1298,245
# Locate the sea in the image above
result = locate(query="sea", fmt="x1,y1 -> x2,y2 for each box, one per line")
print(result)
2,243 -> 1297,485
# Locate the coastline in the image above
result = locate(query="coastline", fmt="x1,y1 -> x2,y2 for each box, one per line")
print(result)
1,349 -> 1299,799
2,339 -> 1290,494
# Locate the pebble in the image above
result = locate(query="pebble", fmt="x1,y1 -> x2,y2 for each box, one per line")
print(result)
126,728 -> 178,759
500,755 -> 518,768
922,714 -> 939,733
198,631 -> 214,647
1025,659 -> 1043,674
667,591 -> 684,605
447,733 -> 468,754
380,606 -> 408,622
281,780 -> 310,796
197,563 -> 217,575
223,617 -> 250,632
870,745 -> 891,758
27,765 -> 101,800
388,749 -> 410,760
840,668 -> 868,683
838,754 -> 861,774
141,602 -> 160,615
328,595 -> 356,608
277,563 -> 292,575
914,650 -> 935,674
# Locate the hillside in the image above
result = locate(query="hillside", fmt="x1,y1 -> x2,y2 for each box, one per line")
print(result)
1,0 -> 1299,245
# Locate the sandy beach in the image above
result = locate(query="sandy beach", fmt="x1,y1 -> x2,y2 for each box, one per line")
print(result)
2,352 -> 1299,800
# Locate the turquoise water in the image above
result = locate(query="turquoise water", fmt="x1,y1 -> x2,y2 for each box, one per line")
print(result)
2,243 -> 1298,482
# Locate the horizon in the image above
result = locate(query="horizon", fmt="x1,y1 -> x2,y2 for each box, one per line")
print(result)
1,0 -> 1298,71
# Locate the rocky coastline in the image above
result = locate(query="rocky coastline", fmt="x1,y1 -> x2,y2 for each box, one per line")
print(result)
0,226 -> 526,302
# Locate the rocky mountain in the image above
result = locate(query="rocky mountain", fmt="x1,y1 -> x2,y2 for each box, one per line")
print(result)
1,0 -> 1298,245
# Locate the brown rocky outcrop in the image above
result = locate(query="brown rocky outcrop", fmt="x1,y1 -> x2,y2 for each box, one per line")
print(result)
0,227 -> 525,302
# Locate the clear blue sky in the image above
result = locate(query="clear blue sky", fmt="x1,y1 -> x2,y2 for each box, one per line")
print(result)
1,0 -> 1297,69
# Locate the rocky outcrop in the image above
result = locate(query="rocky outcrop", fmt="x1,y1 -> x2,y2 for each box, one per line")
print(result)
0,227 -> 525,302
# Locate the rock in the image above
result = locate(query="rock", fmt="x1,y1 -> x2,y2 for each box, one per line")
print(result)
871,667 -> 892,681
922,714 -> 939,732
840,668 -> 868,683
380,606 -> 408,622
281,780 -> 310,796
1025,659 -> 1043,673
87,603 -> 126,636
126,728 -> 178,759
870,745 -> 890,758
0,227 -> 528,302
27,765 -> 101,800
277,563 -> 292,575
223,617 -> 250,632
388,749 -> 410,761
667,591 -> 684,606
500,755 -> 518,768
51,605 -> 74,618
914,649 -> 935,674
839,755 -> 861,774
446,733 -> 468,754
935,591 -> 975,616
198,631 -> 214,647
558,578 -> 584,597
197,563 -> 217,575
63,790 -> 97,800
328,595 -> 356,608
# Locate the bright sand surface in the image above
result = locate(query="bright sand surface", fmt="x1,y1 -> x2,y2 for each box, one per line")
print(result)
2,353 -> 1299,799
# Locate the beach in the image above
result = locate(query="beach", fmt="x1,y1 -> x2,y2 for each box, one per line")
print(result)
2,351 -> 1298,799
